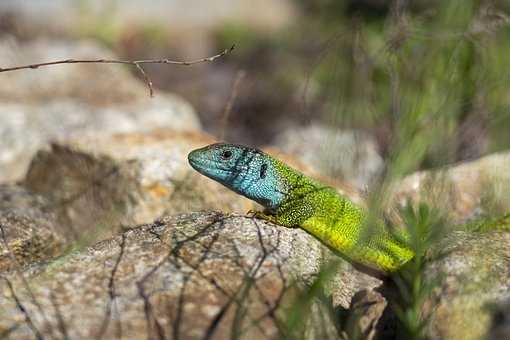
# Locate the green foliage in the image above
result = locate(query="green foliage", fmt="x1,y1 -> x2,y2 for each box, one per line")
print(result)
391,203 -> 446,340
324,0 -> 509,168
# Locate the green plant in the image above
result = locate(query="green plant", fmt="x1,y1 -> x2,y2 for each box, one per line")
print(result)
391,203 -> 446,340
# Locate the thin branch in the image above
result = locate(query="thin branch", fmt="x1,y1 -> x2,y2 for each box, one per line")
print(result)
0,222 -> 54,337
0,44 -> 235,97
134,63 -> 155,97
4,278 -> 44,340
97,233 -> 127,339
49,292 -> 70,340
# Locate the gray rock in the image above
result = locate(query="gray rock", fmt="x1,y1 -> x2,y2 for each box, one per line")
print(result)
23,130 -> 254,244
273,125 -> 384,189
0,212 -> 379,339
0,39 -> 200,183
341,289 -> 388,340
0,184 -> 64,273
486,299 -> 510,340
0,0 -> 296,37
0,38 -> 148,104
424,230 -> 510,340
392,151 -> 510,224
0,97 -> 199,183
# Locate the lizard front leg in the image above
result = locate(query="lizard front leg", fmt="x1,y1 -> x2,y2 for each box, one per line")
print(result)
246,209 -> 279,224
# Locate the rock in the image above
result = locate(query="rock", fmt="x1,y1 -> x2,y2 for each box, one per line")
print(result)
340,289 -> 388,340
486,299 -> 510,340
272,125 -> 384,190
0,184 -> 64,273
0,212 -> 379,339
0,0 -> 296,37
392,151 -> 510,223
424,230 -> 510,340
327,261 -> 383,310
23,130 -> 255,243
0,38 -> 148,104
0,97 -> 199,183
0,39 -> 200,183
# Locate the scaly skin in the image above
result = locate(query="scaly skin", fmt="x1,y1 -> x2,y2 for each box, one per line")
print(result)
188,143 -> 414,272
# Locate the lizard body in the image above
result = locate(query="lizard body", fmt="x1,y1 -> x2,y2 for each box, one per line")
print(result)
188,143 -> 414,272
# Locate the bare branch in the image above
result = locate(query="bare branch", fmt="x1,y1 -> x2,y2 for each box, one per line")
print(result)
0,222 -> 55,337
50,292 -> 70,340
97,233 -> 127,339
134,63 -> 154,97
0,44 -> 235,97
4,278 -> 44,340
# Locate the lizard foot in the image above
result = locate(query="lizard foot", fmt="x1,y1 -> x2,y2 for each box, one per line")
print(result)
246,210 -> 278,224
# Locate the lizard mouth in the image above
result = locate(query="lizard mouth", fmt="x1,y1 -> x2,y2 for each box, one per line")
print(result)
187,149 -> 210,172
188,149 -> 234,178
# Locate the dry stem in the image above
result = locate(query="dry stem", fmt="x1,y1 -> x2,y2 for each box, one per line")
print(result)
0,44 -> 235,97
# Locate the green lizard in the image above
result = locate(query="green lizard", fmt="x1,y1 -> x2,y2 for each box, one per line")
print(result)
188,143 -> 414,272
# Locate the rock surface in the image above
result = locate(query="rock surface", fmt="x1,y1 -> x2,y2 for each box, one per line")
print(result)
0,0 -> 296,36
0,38 -> 149,104
424,230 -> 510,340
393,151 -> 510,223
0,39 -> 200,183
23,130 -> 254,244
340,289 -> 388,340
0,184 -> 64,273
486,299 -> 510,340
0,212 -> 379,340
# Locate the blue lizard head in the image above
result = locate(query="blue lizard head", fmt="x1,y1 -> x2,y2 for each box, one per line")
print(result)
188,143 -> 286,209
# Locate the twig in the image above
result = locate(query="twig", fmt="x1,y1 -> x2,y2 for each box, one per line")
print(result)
219,69 -> 246,140
97,233 -> 127,339
0,222 -> 55,337
4,278 -> 44,340
0,44 -> 235,97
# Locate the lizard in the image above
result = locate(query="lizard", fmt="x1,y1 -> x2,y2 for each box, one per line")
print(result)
188,142 -> 415,272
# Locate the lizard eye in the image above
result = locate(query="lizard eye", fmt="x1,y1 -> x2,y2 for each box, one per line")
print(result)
221,150 -> 232,160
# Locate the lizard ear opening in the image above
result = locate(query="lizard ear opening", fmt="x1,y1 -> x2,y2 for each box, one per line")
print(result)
260,163 -> 267,179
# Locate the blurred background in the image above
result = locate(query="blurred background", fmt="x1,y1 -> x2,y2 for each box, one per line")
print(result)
0,0 -> 509,185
